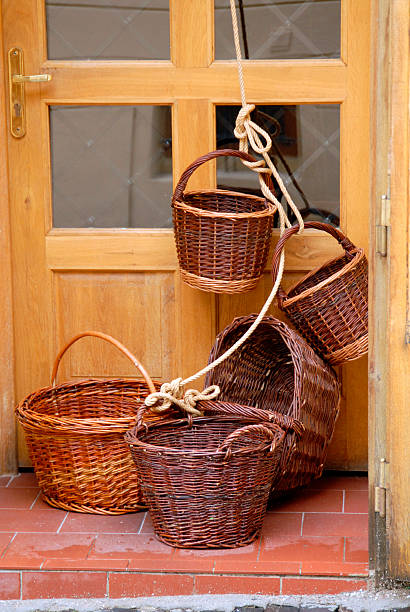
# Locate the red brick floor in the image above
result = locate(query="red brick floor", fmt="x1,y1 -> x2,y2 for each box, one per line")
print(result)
0,472 -> 368,600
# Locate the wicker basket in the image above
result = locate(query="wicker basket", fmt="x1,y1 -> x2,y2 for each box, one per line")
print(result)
16,331 -> 161,515
272,222 -> 368,365
172,149 -> 277,294
205,315 -> 341,493
125,401 -> 300,548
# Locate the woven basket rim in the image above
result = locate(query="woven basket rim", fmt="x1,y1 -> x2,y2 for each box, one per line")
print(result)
125,415 -> 279,457
173,189 -> 277,220
282,248 -> 366,307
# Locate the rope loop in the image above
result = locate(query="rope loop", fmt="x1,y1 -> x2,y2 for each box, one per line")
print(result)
144,378 -> 220,417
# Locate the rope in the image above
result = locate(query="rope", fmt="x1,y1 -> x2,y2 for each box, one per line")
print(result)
145,0 -> 304,417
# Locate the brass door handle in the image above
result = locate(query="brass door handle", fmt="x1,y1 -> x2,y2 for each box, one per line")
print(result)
8,47 -> 52,138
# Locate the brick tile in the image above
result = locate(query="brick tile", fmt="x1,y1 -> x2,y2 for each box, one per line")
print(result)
345,536 -> 369,563
260,535 -> 344,562
32,496 -> 58,510
0,533 -> 14,555
3,533 -> 95,561
0,509 -> 67,532
301,562 -> 368,576
109,572 -> 194,597
195,575 -> 281,595
0,572 -> 20,599
309,476 -> 368,491
282,577 -> 367,594
0,488 -> 40,509
22,571 -> 106,599
43,558 -> 129,570
344,490 -> 368,513
128,558 -> 214,572
214,560 -> 300,575
89,533 -> 173,559
9,473 -> 38,488
0,555 -> 43,569
0,477 -> 12,487
60,511 -> 144,533
262,512 -> 303,535
139,512 -> 155,533
303,513 -> 368,536
272,489 -> 343,513
174,541 -> 259,563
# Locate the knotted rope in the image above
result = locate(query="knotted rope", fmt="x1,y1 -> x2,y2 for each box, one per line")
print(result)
145,0 -> 304,417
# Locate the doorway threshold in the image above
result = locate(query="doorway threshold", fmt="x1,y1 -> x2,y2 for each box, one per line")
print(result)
0,473 -> 368,600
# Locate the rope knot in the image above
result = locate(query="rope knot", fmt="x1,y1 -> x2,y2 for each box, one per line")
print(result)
144,378 -> 220,418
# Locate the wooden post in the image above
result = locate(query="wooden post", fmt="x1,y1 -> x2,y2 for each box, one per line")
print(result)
369,0 -> 410,585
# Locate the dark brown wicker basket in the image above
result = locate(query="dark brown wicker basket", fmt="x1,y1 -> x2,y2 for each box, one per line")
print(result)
205,315 -> 341,493
172,149 -> 276,294
272,222 -> 368,365
16,331 -> 161,515
125,401 -> 300,548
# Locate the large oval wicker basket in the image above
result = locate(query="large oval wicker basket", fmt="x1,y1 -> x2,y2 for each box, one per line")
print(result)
16,331 -> 161,514
172,148 -> 277,294
272,221 -> 368,365
125,401 -> 301,548
205,315 -> 341,494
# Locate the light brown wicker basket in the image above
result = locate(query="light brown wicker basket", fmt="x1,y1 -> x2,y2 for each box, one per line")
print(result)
205,315 -> 341,494
16,331 -> 161,514
125,401 -> 301,548
272,221 -> 368,365
172,148 -> 277,294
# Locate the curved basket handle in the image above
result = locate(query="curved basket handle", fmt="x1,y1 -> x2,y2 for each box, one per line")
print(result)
217,423 -> 285,456
202,401 -> 304,437
172,148 -> 275,203
271,221 -> 358,308
51,331 -> 156,394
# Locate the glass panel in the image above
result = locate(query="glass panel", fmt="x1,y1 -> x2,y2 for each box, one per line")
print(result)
216,104 -> 340,225
46,0 -> 170,60
50,105 -> 172,228
215,0 -> 341,60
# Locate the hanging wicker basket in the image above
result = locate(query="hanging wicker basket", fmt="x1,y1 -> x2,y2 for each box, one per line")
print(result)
125,401 -> 301,548
271,221 -> 368,365
205,315 -> 341,494
16,331 -> 161,515
172,148 -> 277,294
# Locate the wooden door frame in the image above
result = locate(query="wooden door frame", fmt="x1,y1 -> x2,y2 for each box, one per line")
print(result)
369,0 -> 410,586
0,0 -> 408,583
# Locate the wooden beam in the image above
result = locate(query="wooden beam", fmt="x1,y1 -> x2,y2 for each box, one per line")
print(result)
0,12 -> 17,474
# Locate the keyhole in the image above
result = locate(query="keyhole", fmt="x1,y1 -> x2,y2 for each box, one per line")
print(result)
14,102 -> 21,118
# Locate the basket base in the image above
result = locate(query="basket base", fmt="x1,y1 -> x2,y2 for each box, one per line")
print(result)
180,269 -> 260,294
323,333 -> 368,365
42,493 -> 146,515
153,527 -> 261,549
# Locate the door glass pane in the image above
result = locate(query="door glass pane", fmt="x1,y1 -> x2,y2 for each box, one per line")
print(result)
46,1 -> 170,60
50,105 -> 172,228
215,0 -> 341,60
216,104 -> 340,226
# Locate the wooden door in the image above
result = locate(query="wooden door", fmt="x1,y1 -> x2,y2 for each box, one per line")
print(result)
2,0 -> 370,468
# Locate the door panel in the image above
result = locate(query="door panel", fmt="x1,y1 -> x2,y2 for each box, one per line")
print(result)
3,0 -> 370,469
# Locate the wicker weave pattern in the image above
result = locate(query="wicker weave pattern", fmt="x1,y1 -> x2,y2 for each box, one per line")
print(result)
205,315 -> 341,493
16,332 -> 161,515
172,150 -> 276,294
126,403 -> 291,548
272,222 -> 368,365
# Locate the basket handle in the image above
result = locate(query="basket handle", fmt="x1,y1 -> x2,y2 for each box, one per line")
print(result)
172,148 -> 275,203
203,401 -> 304,437
217,422 -> 285,456
271,221 -> 358,308
50,331 -> 156,393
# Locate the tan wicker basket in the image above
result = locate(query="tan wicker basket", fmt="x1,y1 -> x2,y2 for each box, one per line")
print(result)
172,148 -> 277,294
125,401 -> 301,548
16,331 -> 161,514
272,222 -> 368,365
205,315 -> 341,493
